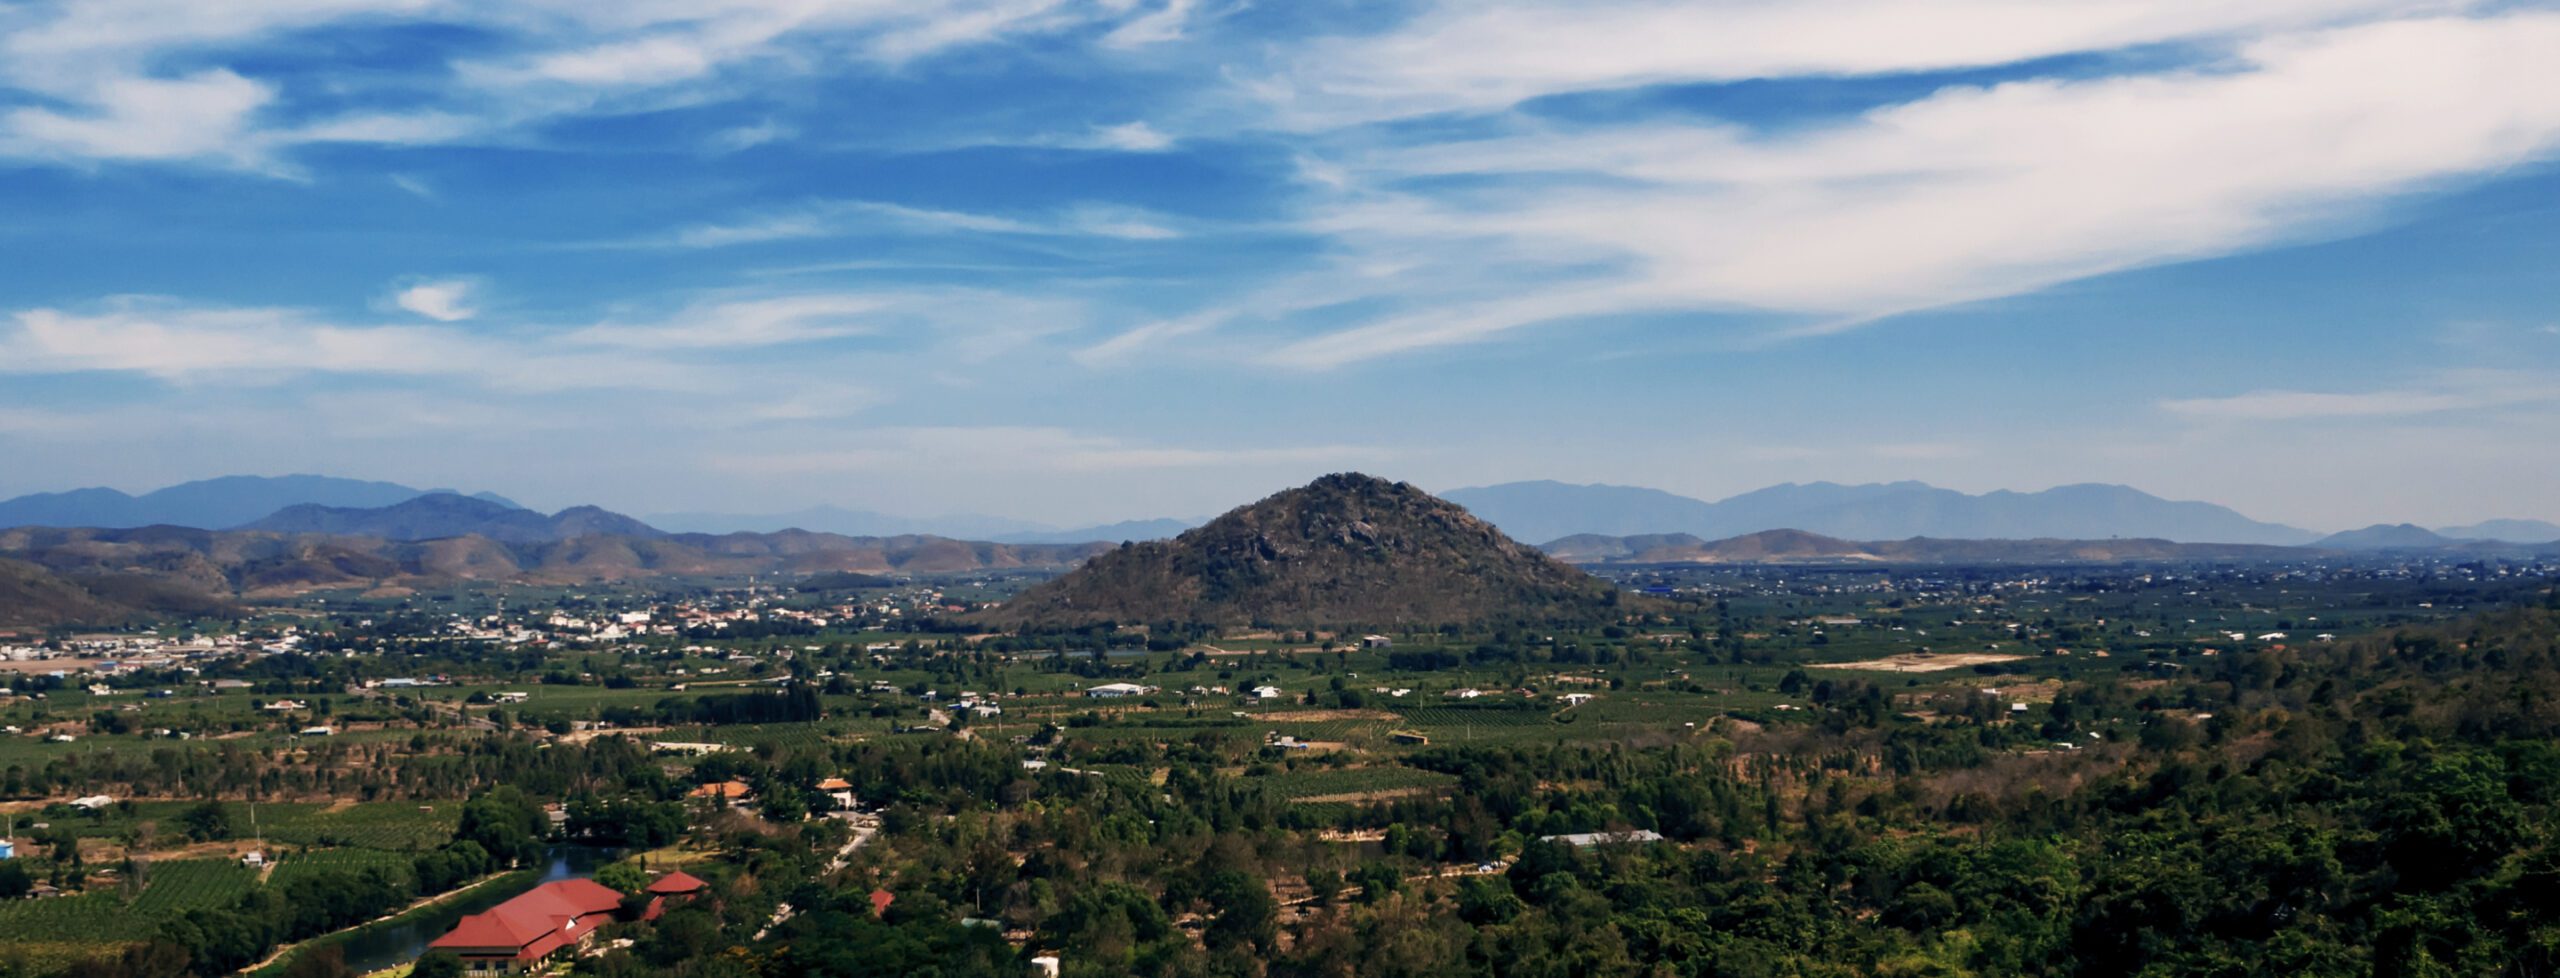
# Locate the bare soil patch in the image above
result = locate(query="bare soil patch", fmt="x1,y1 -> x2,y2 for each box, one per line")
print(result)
0,657 -> 111,674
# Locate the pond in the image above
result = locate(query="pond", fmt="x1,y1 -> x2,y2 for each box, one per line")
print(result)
334,846 -> 622,974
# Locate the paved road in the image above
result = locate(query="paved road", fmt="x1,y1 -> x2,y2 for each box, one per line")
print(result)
755,815 -> 879,939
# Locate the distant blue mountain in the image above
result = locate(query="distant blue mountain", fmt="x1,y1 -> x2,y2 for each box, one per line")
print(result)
994,519 -> 1198,544
2438,518 -> 2560,543
648,506 -> 1196,543
645,505 -> 1052,539
244,494 -> 660,542
2316,523 -> 2461,551
1441,480 -> 2322,546
0,475 -> 524,530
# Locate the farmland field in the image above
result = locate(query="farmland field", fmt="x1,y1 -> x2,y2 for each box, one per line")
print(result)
268,848 -> 416,888
259,802 -> 460,851
1253,765 -> 1458,803
129,858 -> 261,916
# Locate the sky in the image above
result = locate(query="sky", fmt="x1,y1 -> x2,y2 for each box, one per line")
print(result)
2,0 -> 2558,532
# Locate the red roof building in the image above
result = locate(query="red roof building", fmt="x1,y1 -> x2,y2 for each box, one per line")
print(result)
429,878 -> 628,973
645,870 -> 709,896
869,888 -> 894,917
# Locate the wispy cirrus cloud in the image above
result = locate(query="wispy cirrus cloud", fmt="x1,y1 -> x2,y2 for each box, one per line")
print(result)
2159,370 -> 2560,421
0,0 -> 1170,170
1261,0 -> 2480,126
1253,12 -> 2560,366
710,425 -> 1389,476
0,285 -> 1072,389
636,199 -> 1187,250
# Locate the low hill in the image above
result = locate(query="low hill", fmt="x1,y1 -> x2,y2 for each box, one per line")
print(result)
0,557 -> 241,629
2316,523 -> 2460,551
0,525 -> 1113,617
977,473 -> 1620,629
242,495 -> 663,543
2436,519 -> 2560,544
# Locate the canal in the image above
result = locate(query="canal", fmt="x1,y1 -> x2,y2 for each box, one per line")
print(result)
335,846 -> 621,974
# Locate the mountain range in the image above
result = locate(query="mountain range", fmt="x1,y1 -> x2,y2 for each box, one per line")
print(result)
3,475 -> 2553,550
1439,480 -> 2333,545
244,494 -> 664,543
1541,529 -> 2317,565
977,473 -> 1619,629
644,506 -> 1198,545
0,523 -> 1112,629
0,476 -> 521,531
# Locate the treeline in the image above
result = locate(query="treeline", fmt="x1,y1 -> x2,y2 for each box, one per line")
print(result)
581,687 -> 825,729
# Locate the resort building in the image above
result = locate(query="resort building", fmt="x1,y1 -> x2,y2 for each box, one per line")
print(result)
426,878 -> 627,973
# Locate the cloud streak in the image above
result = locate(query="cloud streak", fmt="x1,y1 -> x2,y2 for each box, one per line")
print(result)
1259,12 -> 2560,365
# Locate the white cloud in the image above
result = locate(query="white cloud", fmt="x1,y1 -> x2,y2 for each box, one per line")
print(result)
642,199 -> 1186,249
1269,0 -> 2477,125
1,70 -> 273,166
3,301 -> 490,380
1072,312 -> 1223,367
1102,0 -> 1200,48
563,294 -> 891,351
0,0 -> 1159,170
1263,13 -> 2560,365
393,279 -> 477,322
2159,371 -> 2560,421
711,426 -> 1388,476
1087,121 -> 1175,152
710,119 -> 794,152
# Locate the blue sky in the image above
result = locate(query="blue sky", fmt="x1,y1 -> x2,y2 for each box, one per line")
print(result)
3,0 -> 2559,530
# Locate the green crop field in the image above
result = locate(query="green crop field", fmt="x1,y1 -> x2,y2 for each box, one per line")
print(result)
0,892 -> 161,961
1253,765 -> 1458,802
259,802 -> 460,851
128,859 -> 261,916
268,848 -> 415,888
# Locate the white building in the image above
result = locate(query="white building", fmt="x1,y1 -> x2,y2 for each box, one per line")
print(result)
1087,683 -> 1157,698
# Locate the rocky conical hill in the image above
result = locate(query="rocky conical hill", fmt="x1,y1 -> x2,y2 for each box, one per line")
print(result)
977,473 -> 1621,629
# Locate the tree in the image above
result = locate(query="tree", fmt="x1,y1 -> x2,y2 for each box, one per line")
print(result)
594,861 -> 650,895
0,860 -> 31,899
278,945 -> 352,978
177,801 -> 234,843
409,952 -> 464,978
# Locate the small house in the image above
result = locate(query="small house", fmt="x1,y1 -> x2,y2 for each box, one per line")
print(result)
816,777 -> 856,809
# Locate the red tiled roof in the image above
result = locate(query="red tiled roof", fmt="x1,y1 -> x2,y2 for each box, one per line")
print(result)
688,780 -> 752,799
868,889 -> 893,916
646,870 -> 709,895
430,879 -> 629,957
431,910 -> 550,952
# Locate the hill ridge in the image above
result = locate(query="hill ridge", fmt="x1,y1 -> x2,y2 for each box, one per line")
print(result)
978,473 -> 1619,628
